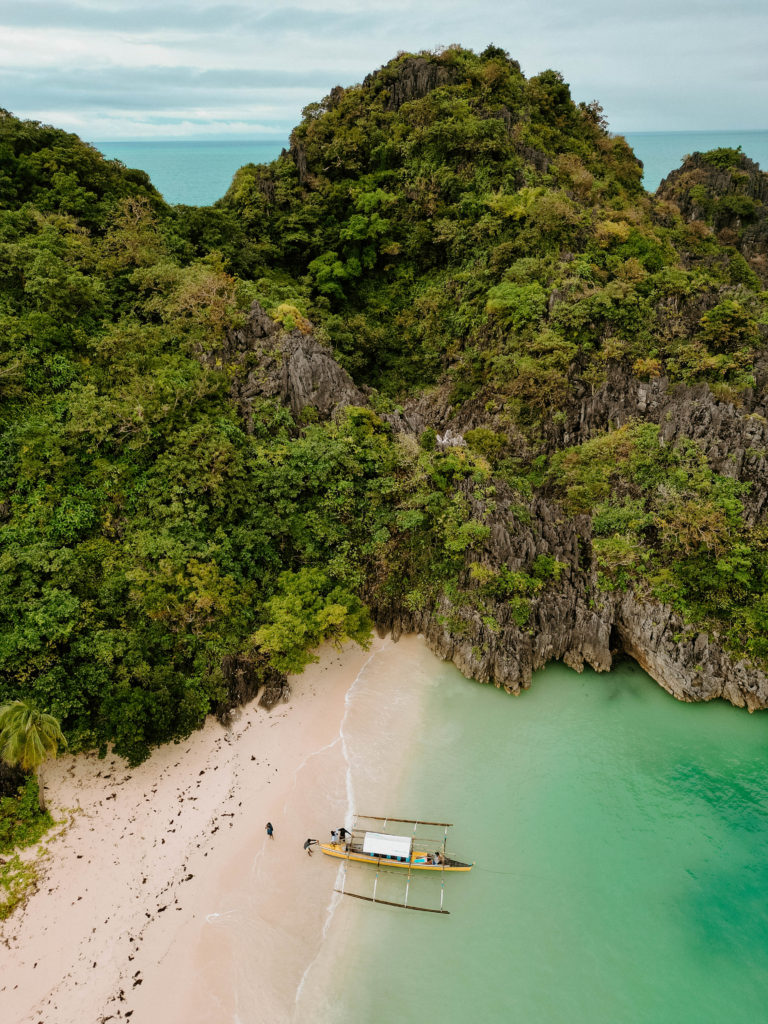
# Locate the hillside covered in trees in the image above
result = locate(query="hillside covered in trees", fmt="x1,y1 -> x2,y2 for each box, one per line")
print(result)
2,45 -> 768,765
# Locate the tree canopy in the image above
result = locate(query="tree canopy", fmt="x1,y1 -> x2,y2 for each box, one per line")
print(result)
1,47 -> 768,763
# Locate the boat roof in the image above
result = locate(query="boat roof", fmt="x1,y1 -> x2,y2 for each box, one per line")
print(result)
362,832 -> 412,859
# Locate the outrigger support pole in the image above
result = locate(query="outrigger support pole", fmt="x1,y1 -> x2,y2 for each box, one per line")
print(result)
334,890 -> 449,914
358,815 -> 453,828
440,824 -> 448,913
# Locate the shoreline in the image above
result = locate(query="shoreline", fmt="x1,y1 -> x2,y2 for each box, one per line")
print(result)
0,635 -> 420,1024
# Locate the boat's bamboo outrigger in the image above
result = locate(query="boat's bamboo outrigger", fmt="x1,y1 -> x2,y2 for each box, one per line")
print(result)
323,813 -> 473,916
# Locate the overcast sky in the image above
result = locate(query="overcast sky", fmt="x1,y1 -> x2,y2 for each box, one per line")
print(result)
1,0 -> 765,140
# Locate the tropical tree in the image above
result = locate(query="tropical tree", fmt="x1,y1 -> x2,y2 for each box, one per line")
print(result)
0,701 -> 67,811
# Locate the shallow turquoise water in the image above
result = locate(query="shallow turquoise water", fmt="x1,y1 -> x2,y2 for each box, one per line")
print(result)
307,654 -> 768,1024
93,131 -> 768,206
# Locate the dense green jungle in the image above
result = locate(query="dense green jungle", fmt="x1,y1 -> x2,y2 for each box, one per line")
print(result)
2,45 -> 768,766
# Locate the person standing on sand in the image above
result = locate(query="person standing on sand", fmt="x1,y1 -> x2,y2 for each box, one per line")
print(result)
304,838 -> 319,856
265,822 -> 274,839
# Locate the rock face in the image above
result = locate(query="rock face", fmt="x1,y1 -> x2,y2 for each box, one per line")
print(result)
371,484 -> 613,692
370,480 -> 768,711
615,593 -> 768,711
214,652 -> 290,722
220,305 -> 768,712
223,303 -> 366,427
560,365 -> 768,522
363,56 -> 457,112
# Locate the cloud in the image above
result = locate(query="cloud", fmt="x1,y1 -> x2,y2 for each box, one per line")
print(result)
0,65 -> 337,106
0,3 -> 398,40
1,0 -> 766,137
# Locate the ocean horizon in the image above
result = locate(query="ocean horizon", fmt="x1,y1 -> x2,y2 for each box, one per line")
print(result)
93,129 -> 768,207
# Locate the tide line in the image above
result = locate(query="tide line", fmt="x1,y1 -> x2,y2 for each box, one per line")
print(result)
293,639 -> 389,1015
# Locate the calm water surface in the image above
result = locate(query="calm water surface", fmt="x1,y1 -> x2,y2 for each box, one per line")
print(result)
93,131 -> 768,206
624,130 -> 768,192
301,653 -> 768,1024
92,140 -> 285,206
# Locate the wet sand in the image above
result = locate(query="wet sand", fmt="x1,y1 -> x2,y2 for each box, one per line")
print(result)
0,635 -> 424,1024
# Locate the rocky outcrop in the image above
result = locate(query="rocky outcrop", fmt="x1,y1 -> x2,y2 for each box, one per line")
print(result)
615,592 -> 768,711
371,485 -> 613,692
370,479 -> 768,710
290,138 -> 309,185
214,652 -> 289,723
657,151 -> 768,281
218,307 -> 768,713
258,679 -> 292,711
222,303 -> 366,428
364,56 -> 457,112
560,365 -> 768,522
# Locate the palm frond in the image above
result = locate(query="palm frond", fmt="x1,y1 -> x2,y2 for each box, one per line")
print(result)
0,700 -> 66,771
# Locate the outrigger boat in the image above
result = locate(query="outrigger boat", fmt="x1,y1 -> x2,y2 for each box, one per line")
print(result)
321,814 -> 473,915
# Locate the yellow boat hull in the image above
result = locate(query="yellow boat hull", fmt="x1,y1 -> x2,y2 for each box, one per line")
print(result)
319,843 -> 473,871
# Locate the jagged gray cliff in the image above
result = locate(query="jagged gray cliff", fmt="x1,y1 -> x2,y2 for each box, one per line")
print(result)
562,367 -> 768,523
223,302 -> 768,713
214,302 -> 366,426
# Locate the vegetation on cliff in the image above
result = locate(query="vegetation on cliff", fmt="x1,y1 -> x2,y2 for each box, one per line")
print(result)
1,46 -> 768,763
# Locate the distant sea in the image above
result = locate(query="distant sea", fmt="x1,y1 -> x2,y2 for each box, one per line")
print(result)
93,140 -> 286,207
624,130 -> 768,191
94,131 -> 768,207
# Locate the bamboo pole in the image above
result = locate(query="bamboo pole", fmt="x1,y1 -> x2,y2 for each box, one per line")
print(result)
357,814 -> 454,827
334,890 -> 450,915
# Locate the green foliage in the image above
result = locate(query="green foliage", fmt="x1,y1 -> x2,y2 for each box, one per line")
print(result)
549,424 -> 768,660
1,49 -> 768,768
419,427 -> 437,451
701,147 -> 743,170
0,700 -> 66,773
464,428 -> 508,464
696,299 -> 759,354
0,852 -> 39,921
0,775 -> 53,920
251,568 -> 372,674
0,776 -> 52,853
485,281 -> 548,330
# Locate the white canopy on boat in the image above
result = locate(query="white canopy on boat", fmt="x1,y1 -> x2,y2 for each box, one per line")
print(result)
362,832 -> 412,859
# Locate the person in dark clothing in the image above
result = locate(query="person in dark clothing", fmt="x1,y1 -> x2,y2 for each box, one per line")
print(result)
265,822 -> 274,838
338,827 -> 350,841
304,838 -> 319,856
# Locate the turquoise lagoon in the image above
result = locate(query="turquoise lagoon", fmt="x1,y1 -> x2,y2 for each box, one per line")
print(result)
297,645 -> 768,1024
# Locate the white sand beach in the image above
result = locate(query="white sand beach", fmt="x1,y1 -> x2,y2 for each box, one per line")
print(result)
0,634 -> 434,1024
